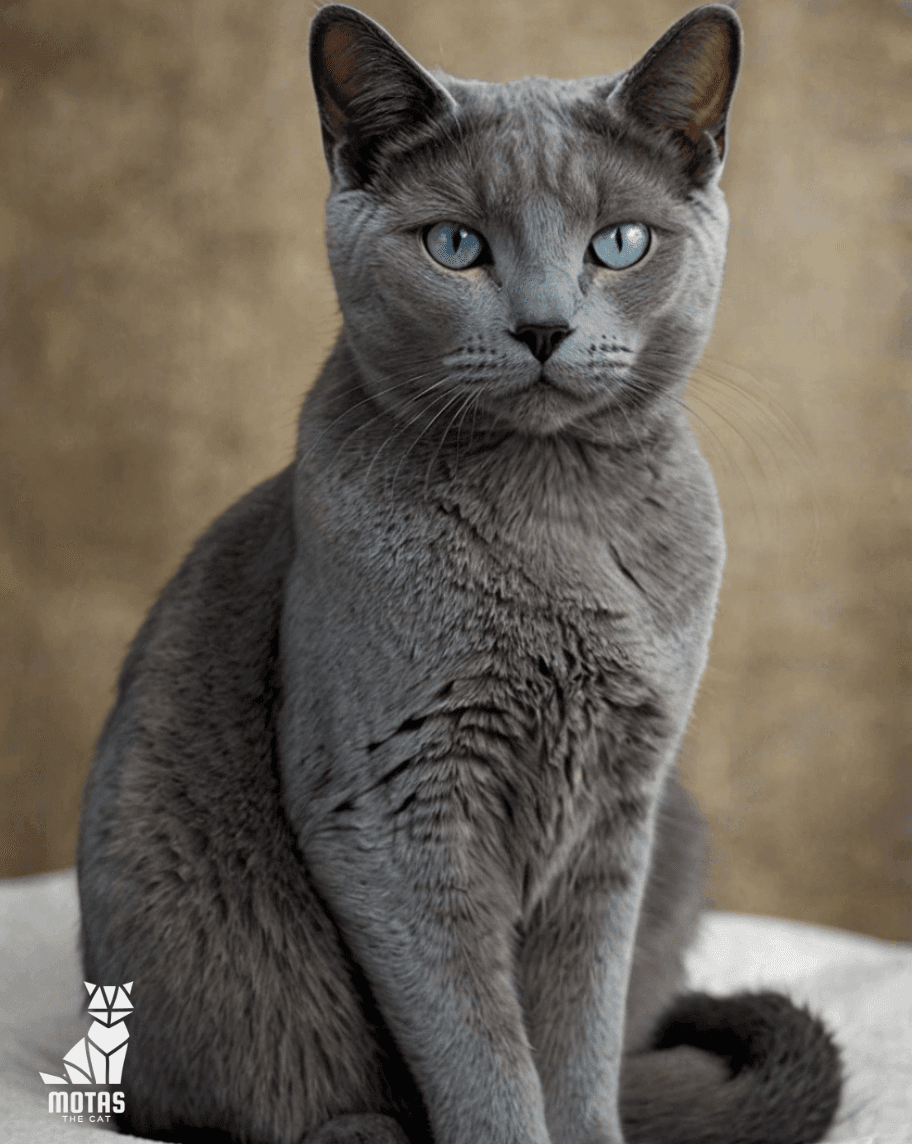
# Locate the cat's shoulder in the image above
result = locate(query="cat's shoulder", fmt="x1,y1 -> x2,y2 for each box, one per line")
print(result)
118,464 -> 296,692
158,463 -> 295,607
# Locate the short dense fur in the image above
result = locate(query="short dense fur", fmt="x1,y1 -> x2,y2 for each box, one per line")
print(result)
77,6 -> 842,1143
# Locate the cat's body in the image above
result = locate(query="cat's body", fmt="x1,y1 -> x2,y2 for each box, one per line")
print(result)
77,6 -> 842,1143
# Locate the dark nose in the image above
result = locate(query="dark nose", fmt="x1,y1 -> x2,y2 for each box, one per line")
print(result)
511,324 -> 573,364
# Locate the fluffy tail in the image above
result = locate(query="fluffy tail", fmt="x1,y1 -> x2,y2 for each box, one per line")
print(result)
621,991 -> 842,1144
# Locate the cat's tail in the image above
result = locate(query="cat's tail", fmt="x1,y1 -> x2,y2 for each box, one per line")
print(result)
620,990 -> 842,1144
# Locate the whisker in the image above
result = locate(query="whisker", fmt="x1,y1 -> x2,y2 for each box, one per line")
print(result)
699,355 -> 815,458
297,366 -> 450,473
298,370 -> 439,467
387,387 -> 465,498
452,390 -> 481,482
677,396 -> 762,530
692,386 -> 769,490
425,390 -> 477,495
365,384 -> 458,492
689,365 -> 821,563
327,375 -> 450,482
330,375 -> 455,473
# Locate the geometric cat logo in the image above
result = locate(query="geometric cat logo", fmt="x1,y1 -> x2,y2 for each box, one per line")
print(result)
39,982 -> 133,1086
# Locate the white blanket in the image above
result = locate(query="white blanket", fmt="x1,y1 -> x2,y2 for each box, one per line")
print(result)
1,869 -> 909,1142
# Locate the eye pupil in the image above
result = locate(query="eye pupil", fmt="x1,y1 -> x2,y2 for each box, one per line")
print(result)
591,223 -> 650,270
425,222 -> 484,270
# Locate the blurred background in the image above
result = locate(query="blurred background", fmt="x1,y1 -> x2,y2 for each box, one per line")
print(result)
0,0 -> 909,939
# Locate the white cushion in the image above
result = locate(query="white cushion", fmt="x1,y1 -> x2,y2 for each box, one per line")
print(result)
1,869 -> 909,1142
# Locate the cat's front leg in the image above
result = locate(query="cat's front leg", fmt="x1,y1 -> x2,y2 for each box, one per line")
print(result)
300,792 -> 553,1144
518,819 -> 656,1144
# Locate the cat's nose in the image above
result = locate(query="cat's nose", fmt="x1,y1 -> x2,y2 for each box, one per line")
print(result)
511,324 -> 573,363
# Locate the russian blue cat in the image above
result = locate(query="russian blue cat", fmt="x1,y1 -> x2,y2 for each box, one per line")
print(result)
78,5 -> 842,1142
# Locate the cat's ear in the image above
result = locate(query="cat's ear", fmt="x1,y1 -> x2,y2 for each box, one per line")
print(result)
609,4 -> 742,182
309,4 -> 458,188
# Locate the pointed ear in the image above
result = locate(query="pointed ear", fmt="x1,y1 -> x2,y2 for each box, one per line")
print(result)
309,4 -> 458,187
609,4 -> 742,182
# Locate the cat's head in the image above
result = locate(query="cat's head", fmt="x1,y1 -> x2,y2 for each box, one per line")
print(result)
309,4 -> 741,441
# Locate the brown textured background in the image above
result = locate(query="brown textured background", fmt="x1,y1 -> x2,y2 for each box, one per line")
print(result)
1,0 -> 909,939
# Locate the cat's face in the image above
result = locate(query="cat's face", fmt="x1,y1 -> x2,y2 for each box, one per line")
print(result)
311,5 -> 741,440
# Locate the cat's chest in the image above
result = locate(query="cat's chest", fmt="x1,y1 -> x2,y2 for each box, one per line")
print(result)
283,437 -> 722,839
432,471 -> 723,702
290,459 -> 719,742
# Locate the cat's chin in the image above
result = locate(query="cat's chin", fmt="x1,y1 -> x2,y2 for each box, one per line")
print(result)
479,372 -> 625,438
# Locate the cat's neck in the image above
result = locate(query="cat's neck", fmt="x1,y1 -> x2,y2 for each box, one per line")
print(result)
297,331 -> 694,535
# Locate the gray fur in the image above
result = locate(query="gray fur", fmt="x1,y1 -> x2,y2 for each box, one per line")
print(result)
77,5 -> 841,1143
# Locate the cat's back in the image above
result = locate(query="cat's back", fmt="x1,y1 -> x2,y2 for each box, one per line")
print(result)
78,463 -> 298,978
93,461 -> 295,750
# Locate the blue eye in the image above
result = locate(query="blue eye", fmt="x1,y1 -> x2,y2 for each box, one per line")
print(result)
591,223 -> 650,269
425,222 -> 485,270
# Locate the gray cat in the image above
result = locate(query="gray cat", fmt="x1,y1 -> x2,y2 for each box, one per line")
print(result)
77,5 -> 842,1143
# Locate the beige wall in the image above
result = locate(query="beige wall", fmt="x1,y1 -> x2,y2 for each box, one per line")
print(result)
1,0 -> 909,939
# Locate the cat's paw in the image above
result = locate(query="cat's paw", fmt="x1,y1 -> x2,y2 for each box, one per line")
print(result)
301,1113 -> 412,1144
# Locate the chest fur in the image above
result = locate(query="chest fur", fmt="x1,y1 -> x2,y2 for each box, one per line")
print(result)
280,437 -> 723,909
